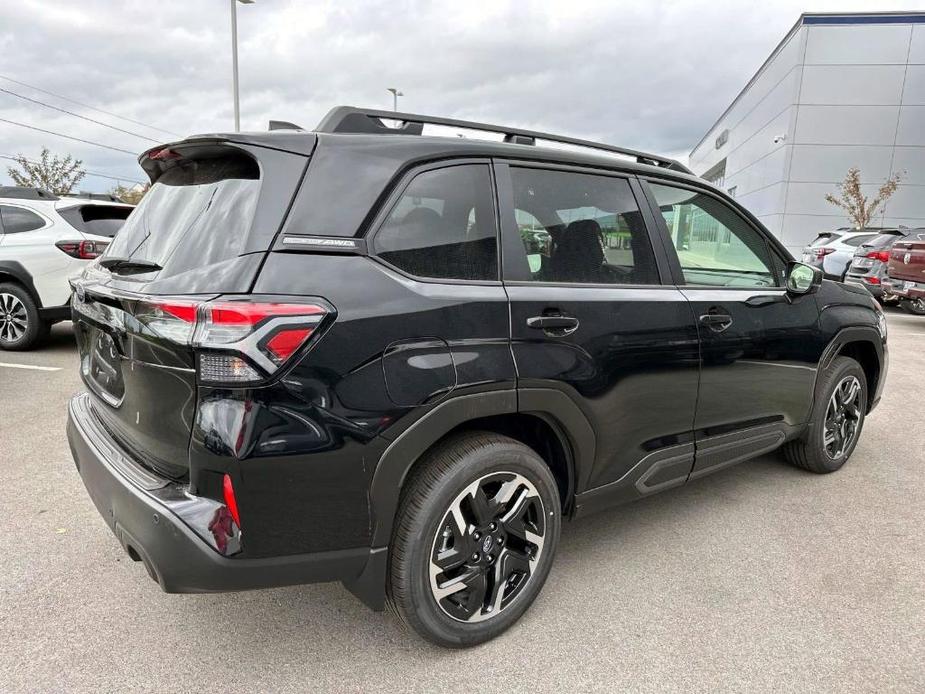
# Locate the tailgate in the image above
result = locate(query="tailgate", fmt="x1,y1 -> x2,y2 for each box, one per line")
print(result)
68,141 -> 311,479
889,241 -> 925,283
72,286 -> 200,479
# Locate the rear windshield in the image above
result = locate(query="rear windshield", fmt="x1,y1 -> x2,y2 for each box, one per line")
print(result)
810,233 -> 839,247
58,204 -> 132,238
103,153 -> 259,278
866,231 -> 906,248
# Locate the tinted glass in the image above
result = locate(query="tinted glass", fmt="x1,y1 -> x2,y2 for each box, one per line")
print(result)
650,183 -> 779,287
867,231 -> 906,249
0,205 -> 45,234
810,233 -> 840,247
104,154 -> 259,279
509,168 -> 658,284
58,205 -> 132,238
843,233 -> 876,247
375,165 -> 497,281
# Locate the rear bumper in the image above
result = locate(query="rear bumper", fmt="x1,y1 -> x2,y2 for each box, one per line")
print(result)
882,278 -> 925,300
39,298 -> 73,322
67,392 -> 370,594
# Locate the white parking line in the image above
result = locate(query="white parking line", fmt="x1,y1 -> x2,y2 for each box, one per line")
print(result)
0,362 -> 62,372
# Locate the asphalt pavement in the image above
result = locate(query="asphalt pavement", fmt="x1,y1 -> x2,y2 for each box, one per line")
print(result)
1,309 -> 923,693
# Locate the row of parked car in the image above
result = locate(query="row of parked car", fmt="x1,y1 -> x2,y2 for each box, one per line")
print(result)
802,226 -> 925,315
0,186 -> 133,349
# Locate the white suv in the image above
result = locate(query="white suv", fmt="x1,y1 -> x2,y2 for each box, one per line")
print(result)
0,186 -> 133,350
801,229 -> 880,281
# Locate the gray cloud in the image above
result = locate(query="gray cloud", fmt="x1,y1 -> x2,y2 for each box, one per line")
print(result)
0,0 -> 914,191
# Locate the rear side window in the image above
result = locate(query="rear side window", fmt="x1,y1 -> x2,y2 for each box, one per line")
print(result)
508,167 -> 658,285
374,165 -> 498,281
843,234 -> 876,247
0,205 -> 45,234
103,153 -> 259,278
58,205 -> 132,238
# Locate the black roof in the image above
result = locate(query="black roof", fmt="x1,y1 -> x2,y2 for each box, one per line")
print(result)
0,186 -> 59,201
149,106 -> 694,178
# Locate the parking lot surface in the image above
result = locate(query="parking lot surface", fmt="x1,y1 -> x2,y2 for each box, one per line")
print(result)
1,310 -> 923,693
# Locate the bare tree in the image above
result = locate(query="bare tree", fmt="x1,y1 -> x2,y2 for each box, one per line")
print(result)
110,183 -> 149,205
825,167 -> 901,229
6,147 -> 86,194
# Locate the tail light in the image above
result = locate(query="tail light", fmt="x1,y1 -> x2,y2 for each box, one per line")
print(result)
135,297 -> 331,384
813,247 -> 835,258
56,239 -> 109,259
866,250 -> 891,262
863,276 -> 881,285
222,474 -> 242,528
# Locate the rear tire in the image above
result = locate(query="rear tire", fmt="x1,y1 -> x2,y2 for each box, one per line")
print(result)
387,431 -> 561,648
899,298 -> 925,316
783,356 -> 867,474
0,283 -> 46,351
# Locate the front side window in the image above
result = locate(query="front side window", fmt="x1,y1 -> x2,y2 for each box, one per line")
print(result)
375,165 -> 497,281
649,183 -> 779,287
508,167 -> 658,285
0,205 -> 46,234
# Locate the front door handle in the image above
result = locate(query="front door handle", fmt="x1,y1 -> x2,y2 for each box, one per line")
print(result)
699,312 -> 733,332
526,315 -> 580,336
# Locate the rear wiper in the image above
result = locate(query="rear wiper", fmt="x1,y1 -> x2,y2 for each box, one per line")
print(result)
99,257 -> 162,274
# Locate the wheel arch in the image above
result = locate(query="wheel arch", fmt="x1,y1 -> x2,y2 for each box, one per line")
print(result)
817,326 -> 884,414
367,388 -> 594,549
0,261 -> 42,307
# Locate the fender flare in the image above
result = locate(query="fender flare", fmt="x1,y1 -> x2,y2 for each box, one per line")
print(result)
814,325 -> 884,410
345,387 -> 595,610
367,387 -> 595,548
0,260 -> 42,307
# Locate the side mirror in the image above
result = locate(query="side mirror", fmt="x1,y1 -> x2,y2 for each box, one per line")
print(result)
786,262 -> 823,295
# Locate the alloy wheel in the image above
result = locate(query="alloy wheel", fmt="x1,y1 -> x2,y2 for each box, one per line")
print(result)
429,471 -> 546,623
823,375 -> 862,459
0,292 -> 28,344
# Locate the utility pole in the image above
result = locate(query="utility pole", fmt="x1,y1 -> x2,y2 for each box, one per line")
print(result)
231,0 -> 255,132
387,87 -> 404,112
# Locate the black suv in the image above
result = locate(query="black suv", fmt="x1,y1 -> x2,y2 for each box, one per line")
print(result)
67,107 -> 888,647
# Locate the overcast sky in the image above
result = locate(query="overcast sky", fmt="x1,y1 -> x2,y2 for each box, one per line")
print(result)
0,0 -> 917,191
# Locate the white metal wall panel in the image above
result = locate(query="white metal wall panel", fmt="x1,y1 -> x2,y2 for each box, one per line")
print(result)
804,24 -> 912,65
799,65 -> 905,105
794,105 -> 900,146
788,145 -> 894,183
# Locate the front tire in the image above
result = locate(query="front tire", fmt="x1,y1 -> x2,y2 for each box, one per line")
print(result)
783,356 -> 867,474
387,431 -> 561,648
900,298 -> 925,316
0,283 -> 46,351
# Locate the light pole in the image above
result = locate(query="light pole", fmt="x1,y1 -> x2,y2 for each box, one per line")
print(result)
387,87 -> 404,112
231,0 -> 254,132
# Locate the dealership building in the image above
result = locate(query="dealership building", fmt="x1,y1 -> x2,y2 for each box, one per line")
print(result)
689,11 -> 925,255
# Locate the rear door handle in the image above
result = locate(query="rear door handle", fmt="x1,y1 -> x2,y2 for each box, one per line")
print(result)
699,313 -> 733,332
527,315 -> 580,336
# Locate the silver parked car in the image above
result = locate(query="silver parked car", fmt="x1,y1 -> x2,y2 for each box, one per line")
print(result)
844,229 -> 910,302
801,229 -> 880,280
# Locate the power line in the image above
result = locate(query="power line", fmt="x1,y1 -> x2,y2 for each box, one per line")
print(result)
0,73 -> 182,138
0,154 -> 145,185
0,117 -> 139,156
0,87 -> 161,143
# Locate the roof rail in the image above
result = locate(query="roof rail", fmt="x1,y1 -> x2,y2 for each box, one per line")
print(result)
314,106 -> 693,174
0,186 -> 59,201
